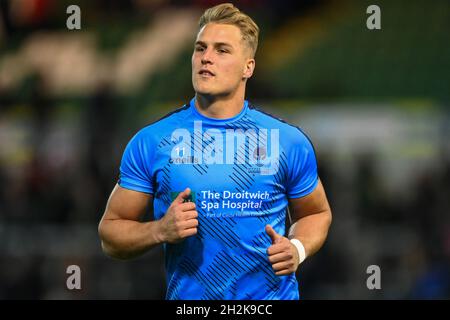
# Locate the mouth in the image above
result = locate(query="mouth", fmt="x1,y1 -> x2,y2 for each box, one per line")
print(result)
198,69 -> 215,77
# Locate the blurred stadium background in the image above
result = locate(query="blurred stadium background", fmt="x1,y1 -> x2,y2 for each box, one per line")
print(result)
0,0 -> 449,299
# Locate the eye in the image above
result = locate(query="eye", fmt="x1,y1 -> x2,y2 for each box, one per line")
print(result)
218,49 -> 228,54
195,46 -> 205,52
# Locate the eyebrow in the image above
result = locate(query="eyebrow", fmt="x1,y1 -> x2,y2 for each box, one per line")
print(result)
195,41 -> 233,49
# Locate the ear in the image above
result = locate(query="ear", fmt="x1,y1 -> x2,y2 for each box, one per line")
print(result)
243,58 -> 255,80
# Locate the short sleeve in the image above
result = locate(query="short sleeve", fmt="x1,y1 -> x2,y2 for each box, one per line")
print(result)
118,130 -> 154,194
286,129 -> 319,198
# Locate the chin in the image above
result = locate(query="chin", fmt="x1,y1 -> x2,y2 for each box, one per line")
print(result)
194,85 -> 215,96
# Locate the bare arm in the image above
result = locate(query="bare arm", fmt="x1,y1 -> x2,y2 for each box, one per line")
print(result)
266,179 -> 332,275
98,184 -> 198,260
98,184 -> 161,260
288,179 -> 332,258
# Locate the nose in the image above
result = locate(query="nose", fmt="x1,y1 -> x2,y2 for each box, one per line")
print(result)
201,48 -> 213,65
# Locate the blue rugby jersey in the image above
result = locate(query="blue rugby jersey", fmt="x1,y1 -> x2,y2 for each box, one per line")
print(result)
118,97 -> 319,300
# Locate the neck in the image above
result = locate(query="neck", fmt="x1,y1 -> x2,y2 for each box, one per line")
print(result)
195,88 -> 246,119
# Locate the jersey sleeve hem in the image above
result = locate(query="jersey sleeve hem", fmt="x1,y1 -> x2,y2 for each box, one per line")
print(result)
118,176 -> 153,194
287,176 -> 319,199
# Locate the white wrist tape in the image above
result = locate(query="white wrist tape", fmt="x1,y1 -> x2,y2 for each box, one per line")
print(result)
290,238 -> 307,265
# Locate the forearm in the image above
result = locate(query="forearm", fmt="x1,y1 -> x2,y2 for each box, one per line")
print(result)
99,219 -> 164,260
289,210 -> 332,258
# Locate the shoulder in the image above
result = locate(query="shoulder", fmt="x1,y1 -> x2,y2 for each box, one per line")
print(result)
247,102 -> 313,147
130,103 -> 191,143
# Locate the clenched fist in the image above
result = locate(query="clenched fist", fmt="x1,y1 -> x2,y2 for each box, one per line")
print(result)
266,225 -> 299,276
158,188 -> 199,244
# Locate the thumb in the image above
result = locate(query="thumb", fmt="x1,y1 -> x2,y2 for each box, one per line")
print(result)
174,188 -> 191,204
265,225 -> 282,244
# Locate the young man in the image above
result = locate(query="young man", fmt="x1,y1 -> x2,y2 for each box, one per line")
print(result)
98,3 -> 332,300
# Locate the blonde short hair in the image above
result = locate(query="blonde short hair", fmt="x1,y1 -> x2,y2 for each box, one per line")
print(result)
198,3 -> 259,57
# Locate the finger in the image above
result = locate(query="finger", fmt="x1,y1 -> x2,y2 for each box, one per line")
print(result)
272,260 -> 294,272
275,269 -> 293,276
182,210 -> 198,220
267,243 -> 286,256
179,201 -> 196,211
268,251 -> 291,264
181,219 -> 198,229
265,224 -> 282,244
181,227 -> 197,238
174,188 -> 191,204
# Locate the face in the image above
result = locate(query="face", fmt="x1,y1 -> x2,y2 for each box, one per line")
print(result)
192,23 -> 255,98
